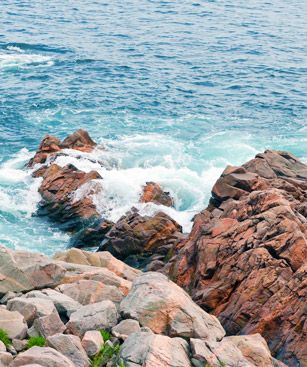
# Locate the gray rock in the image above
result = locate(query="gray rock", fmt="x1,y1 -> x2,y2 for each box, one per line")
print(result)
10,347 -> 75,367
56,280 -> 124,305
120,332 -> 191,367
47,333 -> 89,367
120,272 -> 225,342
33,310 -> 65,338
0,308 -> 27,339
24,289 -> 81,318
0,352 -> 13,366
12,338 -> 27,352
190,338 -> 219,365
66,300 -> 118,337
82,330 -> 104,357
7,297 -> 55,326
112,319 -> 141,340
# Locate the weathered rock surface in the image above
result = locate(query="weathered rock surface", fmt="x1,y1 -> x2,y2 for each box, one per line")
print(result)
99,209 -> 183,267
82,330 -> 104,357
167,150 -> 307,366
47,333 -> 89,367
120,332 -> 191,367
0,309 -> 27,339
140,182 -> 174,207
10,347 -> 75,367
28,129 -> 97,168
120,272 -> 225,341
66,300 -> 118,337
112,319 -> 141,340
33,310 -> 66,338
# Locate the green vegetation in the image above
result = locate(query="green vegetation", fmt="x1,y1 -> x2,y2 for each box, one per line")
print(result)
25,336 -> 46,349
100,329 -> 111,342
91,340 -> 123,367
0,329 -> 11,347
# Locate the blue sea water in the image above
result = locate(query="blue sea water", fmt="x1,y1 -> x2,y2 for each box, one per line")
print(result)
0,0 -> 306,255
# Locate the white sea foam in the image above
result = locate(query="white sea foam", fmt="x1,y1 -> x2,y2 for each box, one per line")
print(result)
0,52 -> 53,69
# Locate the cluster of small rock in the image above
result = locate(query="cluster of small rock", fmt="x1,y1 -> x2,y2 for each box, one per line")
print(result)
0,246 -> 283,367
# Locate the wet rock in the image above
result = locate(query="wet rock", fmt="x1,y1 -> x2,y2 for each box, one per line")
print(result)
28,129 -> 97,168
140,182 -> 174,207
120,332 -> 191,367
82,330 -> 104,357
167,150 -> 307,366
66,300 -> 118,337
47,333 -> 89,367
10,347 -> 75,367
33,310 -> 65,338
112,319 -> 141,340
120,272 -> 225,341
99,209 -> 182,263
0,309 -> 27,339
56,279 -> 124,305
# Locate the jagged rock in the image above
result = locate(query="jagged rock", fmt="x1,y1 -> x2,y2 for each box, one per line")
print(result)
10,347 -> 75,367
0,246 -> 65,296
120,332 -> 191,367
7,297 -> 55,326
47,333 -> 89,367
140,182 -> 174,207
33,310 -> 65,338
66,300 -> 118,337
54,248 -> 140,281
99,209 -> 182,263
56,280 -> 124,305
28,129 -> 97,167
120,272 -> 225,341
112,319 -> 141,340
82,330 -> 104,357
0,309 -> 27,339
167,150 -> 307,366
24,289 -> 81,319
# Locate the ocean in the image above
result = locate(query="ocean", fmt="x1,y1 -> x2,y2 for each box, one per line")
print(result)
0,0 -> 306,255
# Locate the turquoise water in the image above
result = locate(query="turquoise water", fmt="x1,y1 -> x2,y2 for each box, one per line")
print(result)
0,1 -> 306,255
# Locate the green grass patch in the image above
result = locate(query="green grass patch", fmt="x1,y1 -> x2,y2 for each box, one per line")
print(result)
91,341 -> 121,367
100,329 -> 111,342
25,336 -> 46,349
0,329 -> 11,347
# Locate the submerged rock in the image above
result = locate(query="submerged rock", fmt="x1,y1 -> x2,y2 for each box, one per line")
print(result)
140,181 -> 174,207
167,150 -> 307,366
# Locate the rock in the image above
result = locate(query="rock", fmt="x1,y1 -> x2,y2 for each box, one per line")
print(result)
36,163 -> 101,232
167,150 -> 307,366
66,300 -> 118,337
28,129 -> 97,167
54,248 -> 140,282
47,333 -> 89,367
112,319 -> 141,340
99,209 -> 182,263
33,310 -> 65,338
12,339 -> 27,352
120,332 -> 191,367
7,297 -> 55,326
0,341 -> 6,352
24,289 -> 81,319
190,338 -> 219,366
82,330 -> 104,357
0,246 -> 65,296
10,347 -> 75,367
0,352 -> 13,366
56,280 -> 124,306
120,272 -> 225,341
0,308 -> 27,339
140,182 -> 174,207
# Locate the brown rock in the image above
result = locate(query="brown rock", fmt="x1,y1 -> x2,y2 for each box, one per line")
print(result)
167,150 -> 307,367
140,182 -> 174,207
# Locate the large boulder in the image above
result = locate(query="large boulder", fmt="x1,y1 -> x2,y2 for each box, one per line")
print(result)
140,182 -> 174,207
167,150 -> 307,366
28,129 -> 97,167
10,347 -> 75,367
120,272 -> 225,342
99,209 -> 183,267
0,308 -> 27,339
66,300 -> 118,337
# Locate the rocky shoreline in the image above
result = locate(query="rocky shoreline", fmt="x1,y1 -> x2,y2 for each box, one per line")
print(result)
0,130 -> 305,367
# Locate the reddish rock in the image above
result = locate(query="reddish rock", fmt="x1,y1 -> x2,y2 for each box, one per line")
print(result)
167,150 -> 307,367
28,129 -> 97,167
99,209 -> 183,265
140,182 -> 174,207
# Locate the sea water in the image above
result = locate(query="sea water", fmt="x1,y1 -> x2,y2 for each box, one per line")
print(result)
0,0 -> 306,255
